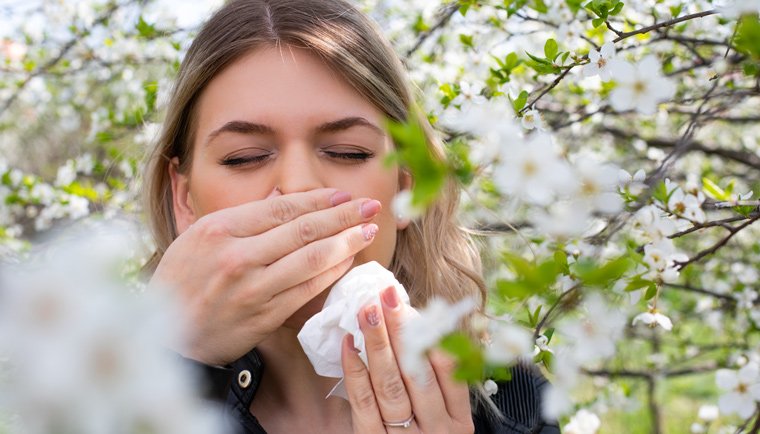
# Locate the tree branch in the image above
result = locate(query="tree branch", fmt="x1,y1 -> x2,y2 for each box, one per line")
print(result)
612,10 -> 718,43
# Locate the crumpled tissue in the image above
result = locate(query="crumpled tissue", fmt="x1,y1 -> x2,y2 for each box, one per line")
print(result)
297,261 -> 410,397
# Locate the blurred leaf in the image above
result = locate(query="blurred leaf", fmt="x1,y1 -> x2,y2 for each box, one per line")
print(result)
440,333 -> 484,382
736,15 -> 760,59
511,90 -> 529,112
136,16 -> 157,39
574,256 -> 632,287
385,113 -> 448,208
644,283 -> 658,300
702,177 -> 731,201
459,34 -> 474,49
544,38 -> 559,60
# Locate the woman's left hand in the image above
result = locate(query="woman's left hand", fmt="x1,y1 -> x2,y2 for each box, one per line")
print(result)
341,286 -> 475,433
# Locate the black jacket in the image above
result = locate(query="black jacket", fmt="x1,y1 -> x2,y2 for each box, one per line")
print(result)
189,348 -> 560,434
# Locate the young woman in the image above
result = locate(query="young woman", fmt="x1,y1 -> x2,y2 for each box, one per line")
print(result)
142,0 -> 559,433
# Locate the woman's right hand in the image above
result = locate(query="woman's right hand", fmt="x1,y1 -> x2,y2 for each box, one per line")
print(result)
150,188 -> 380,366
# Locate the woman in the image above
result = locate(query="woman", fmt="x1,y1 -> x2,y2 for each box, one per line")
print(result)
143,0 -> 558,432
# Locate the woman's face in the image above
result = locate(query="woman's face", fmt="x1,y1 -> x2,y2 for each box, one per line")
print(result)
170,46 -> 409,324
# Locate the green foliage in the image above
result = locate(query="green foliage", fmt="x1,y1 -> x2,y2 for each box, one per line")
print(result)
510,90 -> 529,112
136,16 -> 157,39
544,38 -> 559,60
584,0 -> 625,27
490,52 -> 522,83
385,113 -> 447,209
735,15 -> 760,59
440,332 -> 485,382
573,256 -> 633,288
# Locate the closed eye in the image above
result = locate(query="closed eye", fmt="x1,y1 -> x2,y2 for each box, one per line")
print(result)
324,151 -> 374,161
219,154 -> 271,167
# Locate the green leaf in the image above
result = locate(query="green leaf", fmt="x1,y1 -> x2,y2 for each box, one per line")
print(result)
544,38 -> 559,60
574,256 -> 632,287
385,112 -> 448,209
440,333 -> 484,382
736,15 -> 760,59
644,283 -> 658,300
136,16 -> 157,39
511,90 -> 529,112
459,34 -> 474,49
702,177 -> 730,201
609,1 -> 624,15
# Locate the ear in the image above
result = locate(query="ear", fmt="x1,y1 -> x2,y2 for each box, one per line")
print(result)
396,168 -> 414,230
169,157 -> 197,234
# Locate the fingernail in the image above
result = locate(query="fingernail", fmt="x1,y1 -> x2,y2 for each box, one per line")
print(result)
330,190 -> 352,206
365,304 -> 381,327
381,286 -> 400,310
360,199 -> 381,218
362,223 -> 378,241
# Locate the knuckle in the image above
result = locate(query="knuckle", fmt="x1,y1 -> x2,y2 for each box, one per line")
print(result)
338,206 -> 355,229
350,387 -> 377,412
305,247 -> 327,270
296,219 -> 319,244
220,252 -> 247,279
378,376 -> 408,403
299,277 -> 321,297
195,216 -> 228,239
366,335 -> 389,354
270,199 -> 298,224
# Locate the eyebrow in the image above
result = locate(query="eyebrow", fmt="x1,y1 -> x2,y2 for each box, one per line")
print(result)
205,116 -> 385,146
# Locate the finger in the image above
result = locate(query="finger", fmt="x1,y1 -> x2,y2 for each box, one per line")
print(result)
380,286 -> 449,432
217,188 -> 352,237
359,302 -> 414,427
271,254 -> 355,313
341,334 -> 385,434
430,348 -> 473,427
252,198 -> 381,264
263,223 -> 378,297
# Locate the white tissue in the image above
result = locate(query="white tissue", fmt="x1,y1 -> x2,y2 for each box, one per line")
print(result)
297,261 -> 410,380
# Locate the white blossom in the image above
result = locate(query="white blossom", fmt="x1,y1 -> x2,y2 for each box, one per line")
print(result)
609,56 -> 676,115
521,109 -> 546,131
493,133 -> 576,205
697,404 -> 719,421
483,379 -> 498,396
391,189 -> 422,222
400,297 -> 476,382
560,294 -> 626,364
563,409 -> 601,434
716,362 -> 760,418
632,310 -> 674,331
719,0 -> 760,18
583,42 -> 617,81
484,320 -> 533,365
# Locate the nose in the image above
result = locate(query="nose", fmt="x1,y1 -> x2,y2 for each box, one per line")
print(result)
275,143 -> 325,194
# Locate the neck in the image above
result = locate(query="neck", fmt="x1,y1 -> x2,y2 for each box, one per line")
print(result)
253,326 -> 350,427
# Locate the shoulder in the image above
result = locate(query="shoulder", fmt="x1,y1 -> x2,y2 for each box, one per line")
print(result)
473,363 -> 561,434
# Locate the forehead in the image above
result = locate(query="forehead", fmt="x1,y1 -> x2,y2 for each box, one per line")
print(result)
194,46 -> 384,137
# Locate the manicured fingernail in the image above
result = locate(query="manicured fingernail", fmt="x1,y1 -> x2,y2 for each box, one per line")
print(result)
365,305 -> 381,327
362,223 -> 378,241
360,199 -> 381,218
381,286 -> 400,310
330,190 -> 352,206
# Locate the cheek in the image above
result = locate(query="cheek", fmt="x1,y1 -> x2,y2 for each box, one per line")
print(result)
188,166 -> 270,216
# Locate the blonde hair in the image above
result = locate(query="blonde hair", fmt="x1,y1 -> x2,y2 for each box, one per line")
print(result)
142,0 -> 486,312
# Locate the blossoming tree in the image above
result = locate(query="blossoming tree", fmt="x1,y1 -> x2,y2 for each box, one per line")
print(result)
1,0 -> 760,433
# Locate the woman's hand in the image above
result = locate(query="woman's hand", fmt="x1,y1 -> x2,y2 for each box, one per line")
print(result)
151,188 -> 381,366
341,286 -> 475,433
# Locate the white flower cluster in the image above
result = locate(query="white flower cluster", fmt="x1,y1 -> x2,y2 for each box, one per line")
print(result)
0,219 -> 225,434
444,101 -> 624,240
544,294 -> 628,418
582,42 -> 676,115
